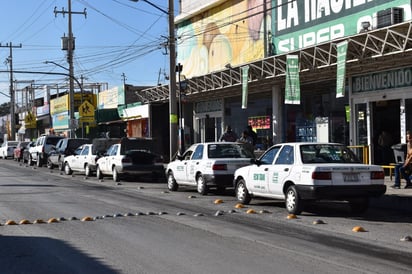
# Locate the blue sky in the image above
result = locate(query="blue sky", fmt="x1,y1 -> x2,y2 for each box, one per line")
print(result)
0,0 -> 179,104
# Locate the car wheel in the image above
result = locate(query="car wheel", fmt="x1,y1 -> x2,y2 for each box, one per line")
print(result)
85,164 -> 91,177
112,167 -> 120,182
196,175 -> 208,195
348,198 -> 369,214
47,158 -> 54,169
36,155 -> 42,167
64,162 -> 73,175
28,156 -> 33,166
236,179 -> 251,204
167,172 -> 178,191
96,166 -> 103,179
285,185 -> 303,215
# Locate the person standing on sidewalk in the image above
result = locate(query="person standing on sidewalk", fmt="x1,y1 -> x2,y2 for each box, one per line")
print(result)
392,130 -> 412,189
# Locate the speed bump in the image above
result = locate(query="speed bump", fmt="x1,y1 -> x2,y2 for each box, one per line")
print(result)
352,226 -> 367,232
81,216 -> 93,222
246,209 -> 256,214
287,214 -> 297,219
19,220 -> 31,225
5,220 -> 17,225
47,218 -> 59,224
235,203 -> 244,209
33,219 -> 46,224
214,199 -> 223,204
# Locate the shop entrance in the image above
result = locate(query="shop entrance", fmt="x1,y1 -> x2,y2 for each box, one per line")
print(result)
373,100 -> 400,165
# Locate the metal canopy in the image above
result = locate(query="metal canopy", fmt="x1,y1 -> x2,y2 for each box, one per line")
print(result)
135,21 -> 412,104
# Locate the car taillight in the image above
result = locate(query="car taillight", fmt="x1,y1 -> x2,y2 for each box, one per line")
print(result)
312,171 -> 332,180
371,171 -> 385,179
122,157 -> 132,163
212,164 -> 227,170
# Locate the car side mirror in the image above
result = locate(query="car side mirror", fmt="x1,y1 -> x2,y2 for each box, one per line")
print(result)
251,158 -> 261,166
176,154 -> 184,161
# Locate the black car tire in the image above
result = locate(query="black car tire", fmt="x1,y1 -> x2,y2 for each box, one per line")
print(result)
96,166 -> 103,179
85,164 -> 91,177
285,185 -> 303,215
47,158 -> 54,169
167,172 -> 178,191
36,155 -> 42,167
112,167 -> 120,182
236,179 -> 251,204
64,162 -> 73,175
196,174 -> 208,195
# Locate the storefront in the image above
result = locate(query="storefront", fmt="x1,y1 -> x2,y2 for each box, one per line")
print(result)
350,67 -> 412,165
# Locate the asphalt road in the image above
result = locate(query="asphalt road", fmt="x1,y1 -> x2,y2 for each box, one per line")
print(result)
0,159 -> 412,274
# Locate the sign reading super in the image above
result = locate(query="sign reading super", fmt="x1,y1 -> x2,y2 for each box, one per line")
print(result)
273,0 -> 411,53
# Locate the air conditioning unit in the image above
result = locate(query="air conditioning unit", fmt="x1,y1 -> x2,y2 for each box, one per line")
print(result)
377,7 -> 403,28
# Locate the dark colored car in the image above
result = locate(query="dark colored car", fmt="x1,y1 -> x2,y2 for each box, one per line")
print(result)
13,141 -> 30,162
47,138 -> 90,170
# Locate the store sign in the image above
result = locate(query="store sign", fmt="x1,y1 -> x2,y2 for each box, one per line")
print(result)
336,40 -> 348,98
285,55 -> 300,104
352,67 -> 412,93
273,0 -> 410,53
195,99 -> 222,113
50,95 -> 69,115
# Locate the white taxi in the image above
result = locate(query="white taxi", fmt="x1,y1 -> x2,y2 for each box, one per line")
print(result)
233,142 -> 386,214
166,142 -> 255,195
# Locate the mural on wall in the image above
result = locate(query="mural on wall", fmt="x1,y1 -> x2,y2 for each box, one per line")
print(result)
177,0 -> 272,78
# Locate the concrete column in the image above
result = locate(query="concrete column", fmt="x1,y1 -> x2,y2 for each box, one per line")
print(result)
272,85 -> 282,144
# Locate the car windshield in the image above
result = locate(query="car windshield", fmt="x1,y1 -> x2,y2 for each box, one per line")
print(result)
207,143 -> 255,159
300,144 -> 361,164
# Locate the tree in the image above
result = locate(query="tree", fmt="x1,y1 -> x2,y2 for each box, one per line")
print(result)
0,102 -> 11,117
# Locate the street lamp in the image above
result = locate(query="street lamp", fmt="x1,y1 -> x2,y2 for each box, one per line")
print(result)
130,0 -> 178,161
44,61 -> 69,71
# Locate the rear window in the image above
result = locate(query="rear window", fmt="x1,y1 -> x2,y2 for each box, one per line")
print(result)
46,137 -> 63,145
207,143 -> 255,159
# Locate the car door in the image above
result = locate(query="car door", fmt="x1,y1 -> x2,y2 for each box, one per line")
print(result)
268,145 -> 295,195
186,144 -> 204,184
70,146 -> 85,171
173,146 -> 195,182
247,146 -> 281,194
105,145 -> 118,174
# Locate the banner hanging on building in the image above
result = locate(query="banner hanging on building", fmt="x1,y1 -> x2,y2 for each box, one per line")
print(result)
336,40 -> 348,98
285,55 -> 300,104
241,65 -> 249,109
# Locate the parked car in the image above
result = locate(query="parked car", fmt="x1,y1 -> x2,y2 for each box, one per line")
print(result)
47,138 -> 90,170
28,135 -> 64,167
22,142 -> 35,164
0,141 -> 19,159
233,142 -> 386,215
63,138 -> 120,176
165,142 -> 256,195
96,137 -> 165,182
13,141 -> 30,162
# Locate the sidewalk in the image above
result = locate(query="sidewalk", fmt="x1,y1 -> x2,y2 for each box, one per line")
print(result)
370,176 -> 412,212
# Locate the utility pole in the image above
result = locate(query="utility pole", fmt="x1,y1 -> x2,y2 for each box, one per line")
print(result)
121,72 -> 127,85
0,42 -> 22,140
54,0 -> 86,137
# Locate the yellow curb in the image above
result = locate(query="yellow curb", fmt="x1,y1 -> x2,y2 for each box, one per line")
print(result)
352,226 -> 367,232
287,214 -> 297,219
214,199 -> 224,204
33,219 -> 46,224
5,220 -> 17,225
19,219 -> 31,225
47,218 -> 59,223
246,209 -> 256,214
235,203 -> 244,209
81,216 -> 93,222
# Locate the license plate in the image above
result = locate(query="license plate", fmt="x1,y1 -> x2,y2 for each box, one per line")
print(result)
344,173 -> 359,182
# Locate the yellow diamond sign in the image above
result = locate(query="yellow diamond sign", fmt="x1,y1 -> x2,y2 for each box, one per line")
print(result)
79,100 -> 95,117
